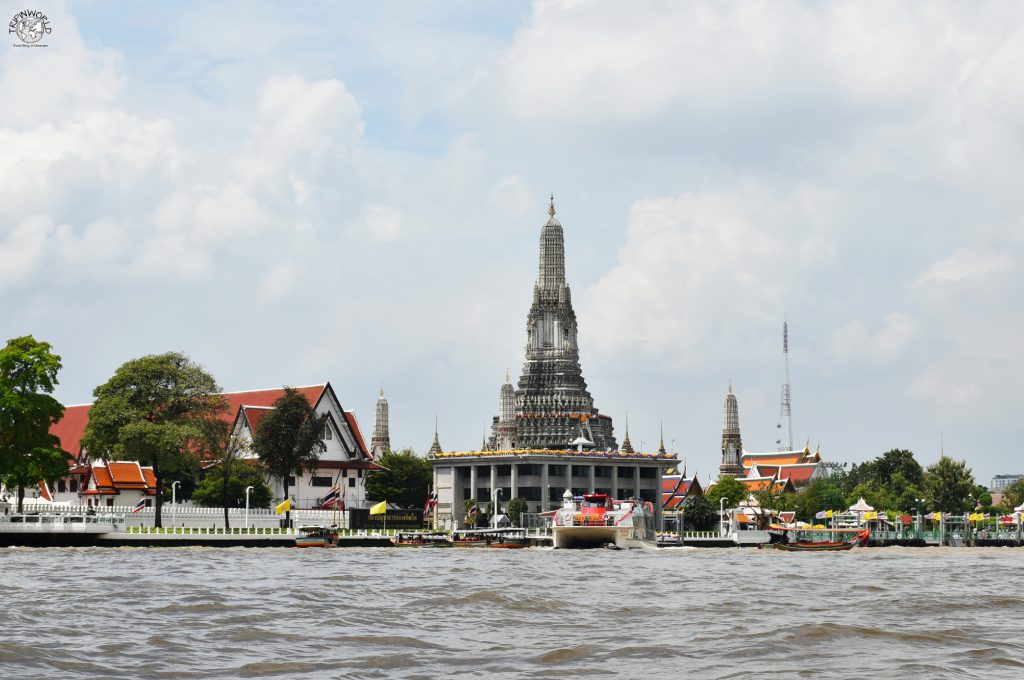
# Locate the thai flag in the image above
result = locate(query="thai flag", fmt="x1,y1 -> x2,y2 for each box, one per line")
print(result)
467,503 -> 477,518
131,498 -> 147,513
423,491 -> 438,514
320,487 -> 341,509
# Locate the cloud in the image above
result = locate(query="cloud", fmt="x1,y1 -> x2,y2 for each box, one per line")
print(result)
351,205 -> 403,244
0,216 -> 53,287
917,248 -> 1015,284
830,312 -> 919,362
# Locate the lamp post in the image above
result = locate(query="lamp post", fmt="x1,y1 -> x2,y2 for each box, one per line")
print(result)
171,481 -> 180,527
720,496 -> 726,537
245,485 -> 254,530
915,497 -> 924,538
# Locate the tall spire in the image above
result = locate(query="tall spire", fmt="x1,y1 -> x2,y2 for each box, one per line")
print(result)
658,422 -> 667,455
549,193 -> 556,218
538,195 -> 565,289
720,383 -> 743,478
427,414 -> 443,456
371,387 -> 390,459
620,411 -> 634,453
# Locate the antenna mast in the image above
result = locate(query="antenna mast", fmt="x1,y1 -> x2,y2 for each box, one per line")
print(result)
777,319 -> 793,452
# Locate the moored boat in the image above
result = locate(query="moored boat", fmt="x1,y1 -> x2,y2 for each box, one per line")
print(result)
551,491 -> 656,549
450,528 -> 529,548
391,531 -> 452,547
294,525 -> 340,548
766,526 -> 869,552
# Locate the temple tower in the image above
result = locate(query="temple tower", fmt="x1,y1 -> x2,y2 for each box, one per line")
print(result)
496,370 -> 517,450
370,388 -> 390,458
620,412 -> 634,453
427,415 -> 443,456
493,196 -> 617,450
719,383 -> 743,478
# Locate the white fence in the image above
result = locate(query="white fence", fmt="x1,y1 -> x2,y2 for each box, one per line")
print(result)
7,503 -> 351,530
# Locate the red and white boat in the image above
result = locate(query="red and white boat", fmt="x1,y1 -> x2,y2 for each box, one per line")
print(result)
551,491 -> 656,549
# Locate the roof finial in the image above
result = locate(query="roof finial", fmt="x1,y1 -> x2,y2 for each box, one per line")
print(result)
728,380 -> 732,394
549,194 -> 556,218
379,386 -> 384,398
505,368 -> 510,383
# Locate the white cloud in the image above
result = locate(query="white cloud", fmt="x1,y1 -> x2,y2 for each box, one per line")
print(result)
917,248 -> 1015,284
0,216 -> 53,287
260,261 -> 298,304
830,312 -> 919,362
351,205 -> 403,244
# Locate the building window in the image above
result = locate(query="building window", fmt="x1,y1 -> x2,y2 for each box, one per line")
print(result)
106,498 -> 114,507
496,465 -> 512,476
639,489 -> 657,502
517,464 -> 542,476
348,477 -> 356,488
571,465 -> 590,478
594,466 -> 612,478
286,476 -> 296,487
617,467 -> 635,479
548,465 -> 567,476
357,469 -> 362,478
70,479 -> 79,492
639,467 -> 657,479
519,487 -> 542,502
57,479 -> 67,493
145,498 -> 153,508
457,467 -> 472,480
311,476 -> 333,487
549,488 -> 566,501
321,421 -> 333,440
476,488 -> 491,503
594,488 -> 611,497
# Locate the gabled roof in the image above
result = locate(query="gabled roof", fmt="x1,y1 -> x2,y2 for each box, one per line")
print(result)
342,411 -> 371,459
50,404 -> 93,458
107,462 -> 147,489
661,475 -> 703,510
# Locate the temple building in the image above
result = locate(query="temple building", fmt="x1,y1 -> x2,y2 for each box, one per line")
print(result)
430,199 -> 675,528
37,383 -> 381,510
370,388 -> 390,457
716,383 -> 825,492
490,196 -> 617,450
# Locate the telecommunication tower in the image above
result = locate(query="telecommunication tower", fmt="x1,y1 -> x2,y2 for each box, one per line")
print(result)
776,319 -> 793,452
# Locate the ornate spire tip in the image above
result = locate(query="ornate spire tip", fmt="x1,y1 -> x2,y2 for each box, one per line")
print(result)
549,194 -> 556,218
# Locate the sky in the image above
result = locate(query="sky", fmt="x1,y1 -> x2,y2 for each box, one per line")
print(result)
2,1 -> 1022,488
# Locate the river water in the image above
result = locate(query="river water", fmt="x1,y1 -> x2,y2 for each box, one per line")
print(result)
2,546 -> 1023,679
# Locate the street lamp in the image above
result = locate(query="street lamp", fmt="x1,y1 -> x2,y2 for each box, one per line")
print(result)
494,488 -> 503,529
245,485 -> 254,530
915,497 -> 925,536
171,481 -> 180,527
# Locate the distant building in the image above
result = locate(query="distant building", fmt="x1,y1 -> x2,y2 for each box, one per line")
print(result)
719,383 -> 743,478
991,474 -> 1023,491
429,447 -> 677,527
38,383 -> 381,509
661,469 -> 704,512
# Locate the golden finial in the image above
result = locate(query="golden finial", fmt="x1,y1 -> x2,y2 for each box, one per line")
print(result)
549,194 -> 556,218
505,368 -> 510,383
379,386 -> 384,398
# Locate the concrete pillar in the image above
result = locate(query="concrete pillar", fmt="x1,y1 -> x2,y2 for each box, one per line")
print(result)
611,466 -> 619,500
490,464 -> 497,512
634,465 -> 641,500
470,466 -> 478,504
541,463 -> 550,512
588,465 -> 595,493
511,464 -> 519,502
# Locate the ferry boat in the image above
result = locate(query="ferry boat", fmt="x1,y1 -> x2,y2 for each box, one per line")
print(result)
391,531 -> 452,547
551,492 -> 656,549
449,528 -> 530,548
294,525 -> 339,548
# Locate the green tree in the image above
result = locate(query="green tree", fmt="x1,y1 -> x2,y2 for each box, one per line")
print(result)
193,460 -> 273,518
82,352 -> 225,527
191,423 -> 256,528
791,478 -> 846,521
681,494 -> 717,531
706,476 -> 749,509
752,486 -> 792,528
251,387 -> 326,523
924,455 -> 976,513
364,448 -> 431,509
1001,479 -> 1024,509
506,497 -> 528,527
0,337 -> 68,512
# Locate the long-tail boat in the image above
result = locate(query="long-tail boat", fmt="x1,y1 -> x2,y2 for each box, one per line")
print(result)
766,525 -> 870,552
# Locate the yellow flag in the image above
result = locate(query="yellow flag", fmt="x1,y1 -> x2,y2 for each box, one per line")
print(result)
863,511 -> 878,520
369,500 -> 387,516
825,510 -> 833,518
275,498 -> 290,514
932,511 -> 942,521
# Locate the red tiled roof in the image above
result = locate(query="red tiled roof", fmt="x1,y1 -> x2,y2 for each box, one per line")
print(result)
92,464 -> 115,490
776,464 -> 817,484
50,404 -> 92,457
342,411 -> 371,459
107,462 -> 146,488
48,386 -> 328,458
241,406 -> 273,434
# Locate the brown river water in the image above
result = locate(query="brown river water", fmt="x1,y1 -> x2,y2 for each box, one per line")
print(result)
2,546 -> 1023,679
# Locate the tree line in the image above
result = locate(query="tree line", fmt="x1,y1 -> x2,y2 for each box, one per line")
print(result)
678,448 -> 1021,531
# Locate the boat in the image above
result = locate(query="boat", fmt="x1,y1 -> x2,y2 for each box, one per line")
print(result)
449,528 -> 529,548
765,525 -> 869,552
551,491 -> 656,549
391,531 -> 452,547
294,525 -> 340,548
